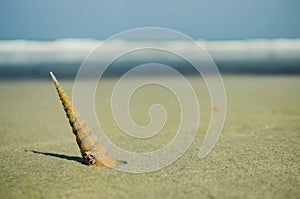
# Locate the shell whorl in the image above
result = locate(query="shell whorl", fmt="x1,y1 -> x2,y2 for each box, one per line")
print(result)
50,72 -> 116,167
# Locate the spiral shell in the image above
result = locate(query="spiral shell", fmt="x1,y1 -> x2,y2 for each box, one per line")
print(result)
50,72 -> 116,167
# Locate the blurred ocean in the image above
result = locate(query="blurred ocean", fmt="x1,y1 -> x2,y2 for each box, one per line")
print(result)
0,39 -> 300,78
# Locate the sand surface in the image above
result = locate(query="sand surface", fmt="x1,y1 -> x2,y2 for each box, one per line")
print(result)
0,75 -> 299,198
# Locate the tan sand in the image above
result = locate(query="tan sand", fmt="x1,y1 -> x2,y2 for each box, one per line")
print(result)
0,75 -> 299,198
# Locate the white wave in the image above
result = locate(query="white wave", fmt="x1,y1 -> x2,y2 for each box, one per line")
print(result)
0,39 -> 300,65
0,39 -> 97,65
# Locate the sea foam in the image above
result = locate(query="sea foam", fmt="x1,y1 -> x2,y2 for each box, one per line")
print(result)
1,39 -> 300,66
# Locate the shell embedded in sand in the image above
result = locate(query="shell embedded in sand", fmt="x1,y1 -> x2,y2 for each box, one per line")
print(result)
50,72 -> 116,167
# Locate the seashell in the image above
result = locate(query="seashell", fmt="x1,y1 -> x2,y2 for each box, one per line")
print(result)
50,72 -> 116,167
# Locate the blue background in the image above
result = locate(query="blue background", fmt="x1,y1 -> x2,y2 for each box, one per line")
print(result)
0,0 -> 299,40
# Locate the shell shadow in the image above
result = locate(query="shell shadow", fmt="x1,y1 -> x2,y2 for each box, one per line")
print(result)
26,150 -> 85,165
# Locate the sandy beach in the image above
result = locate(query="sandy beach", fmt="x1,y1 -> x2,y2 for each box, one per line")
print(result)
0,75 -> 299,198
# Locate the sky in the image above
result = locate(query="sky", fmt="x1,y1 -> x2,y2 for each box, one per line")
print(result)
0,0 -> 300,40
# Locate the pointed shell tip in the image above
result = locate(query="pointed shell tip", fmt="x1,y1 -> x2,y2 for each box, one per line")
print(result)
50,71 -> 56,82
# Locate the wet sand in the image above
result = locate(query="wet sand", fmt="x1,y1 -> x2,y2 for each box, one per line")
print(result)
0,75 -> 299,198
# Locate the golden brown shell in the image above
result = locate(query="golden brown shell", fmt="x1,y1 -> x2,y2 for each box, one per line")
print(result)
50,72 -> 116,167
